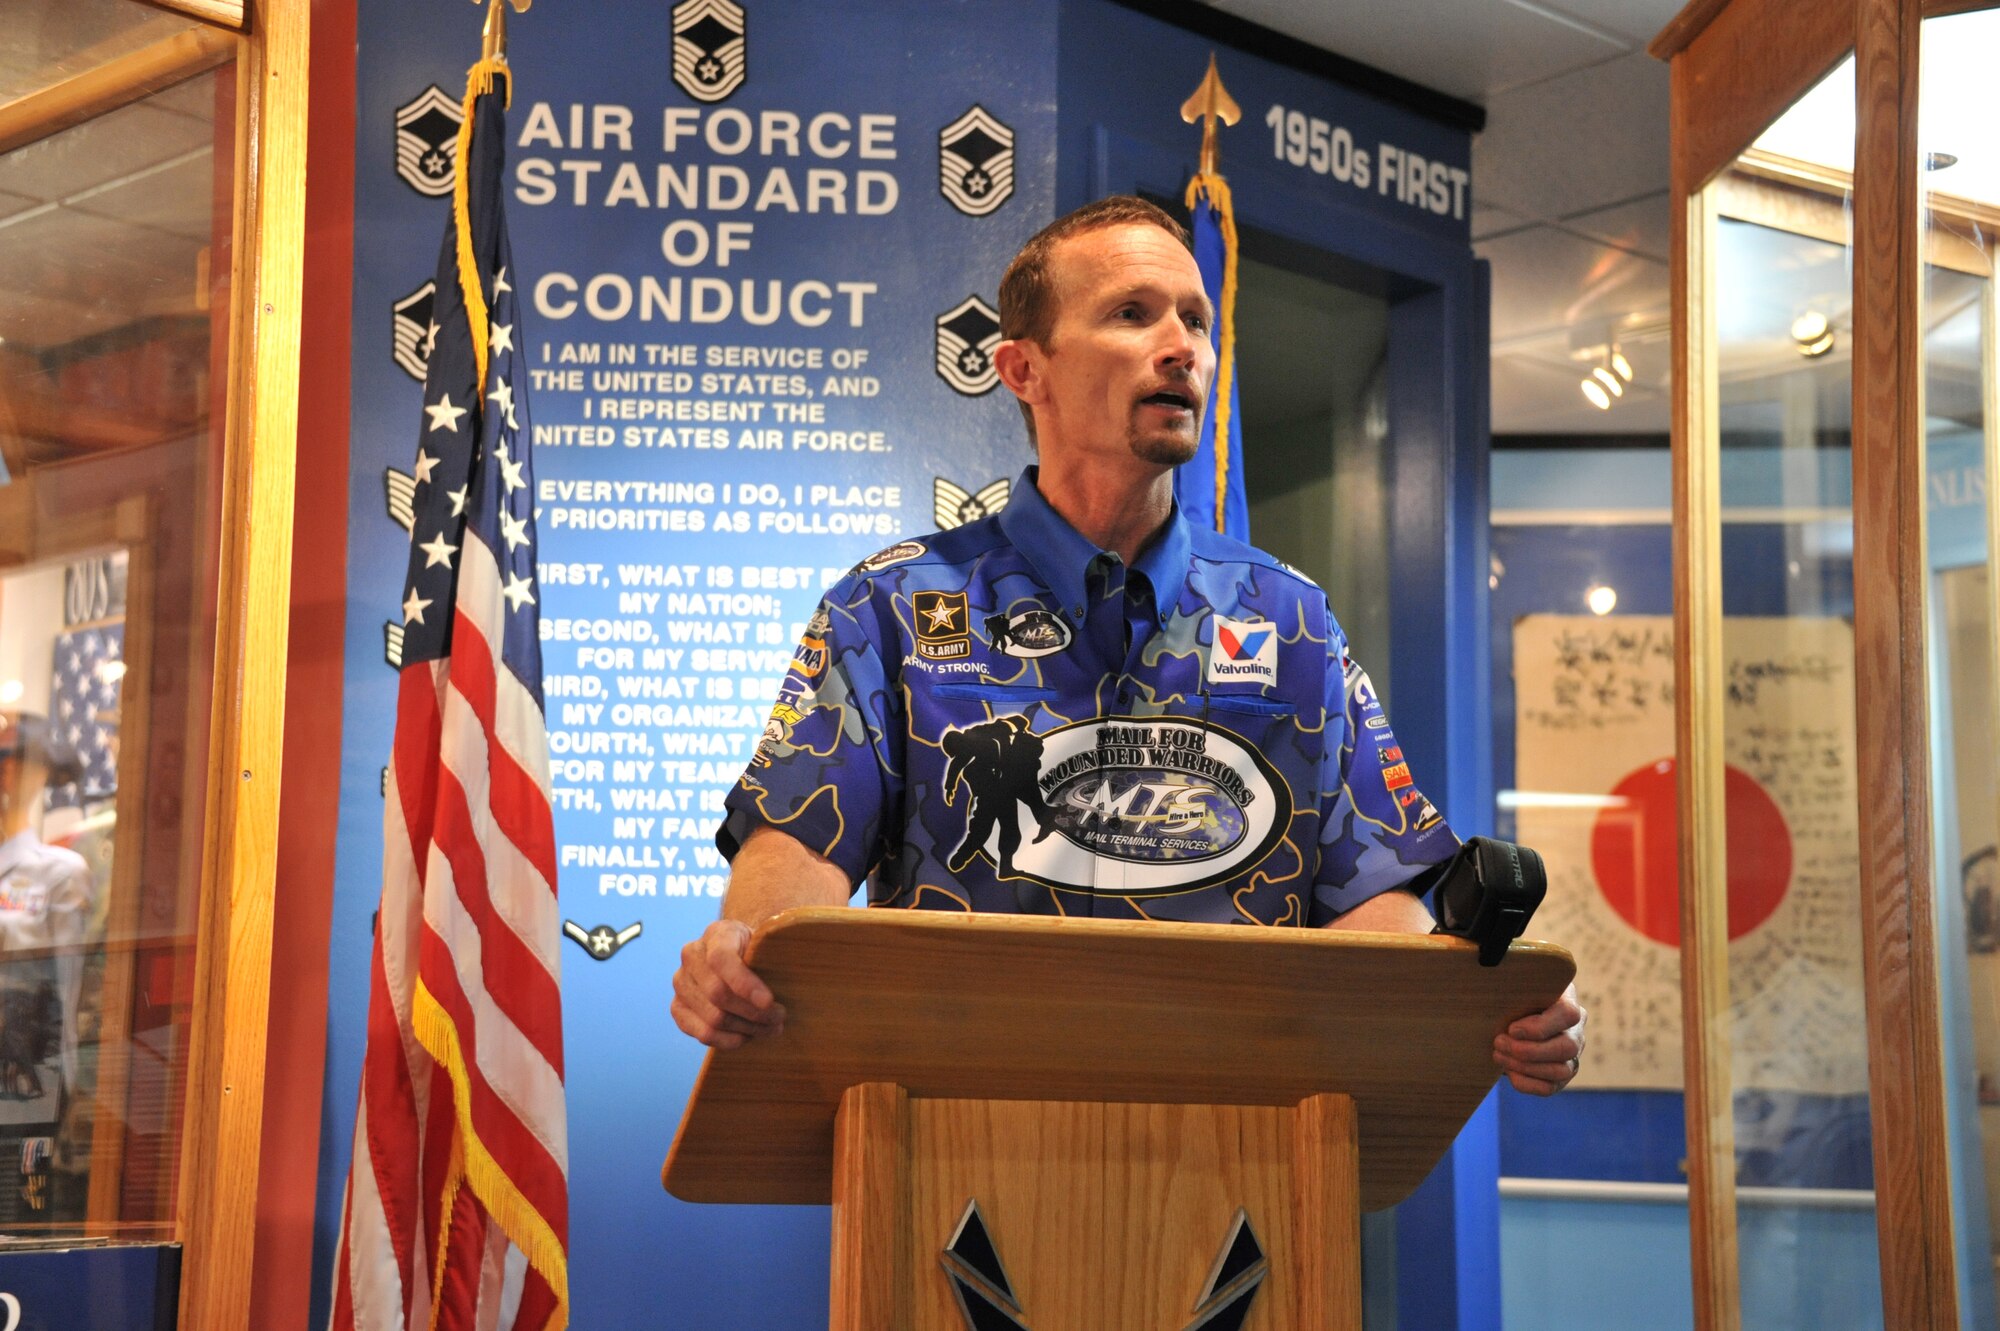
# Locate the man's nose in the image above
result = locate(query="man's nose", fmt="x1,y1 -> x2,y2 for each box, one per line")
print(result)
1157,317 -> 1201,369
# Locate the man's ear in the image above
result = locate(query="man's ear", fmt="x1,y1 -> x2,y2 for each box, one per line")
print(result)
993,337 -> 1043,407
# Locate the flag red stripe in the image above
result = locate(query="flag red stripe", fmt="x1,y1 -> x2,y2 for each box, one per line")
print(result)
329,1174 -> 357,1331
361,931 -> 422,1317
414,932 -> 569,1228
433,1184 -> 488,1331
427,764 -> 564,1063
514,1265 -> 558,1331
395,664 -> 447,867
445,605 -> 559,889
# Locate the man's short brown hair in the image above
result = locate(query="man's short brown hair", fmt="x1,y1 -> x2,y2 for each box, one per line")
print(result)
999,195 -> 1191,348
997,195 -> 1191,444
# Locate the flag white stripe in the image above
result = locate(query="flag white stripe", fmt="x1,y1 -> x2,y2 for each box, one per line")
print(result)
437,675 -> 564,985
419,837 -> 569,1170
384,723 -> 443,1089
455,532 -> 555,804
342,1095 -> 416,1327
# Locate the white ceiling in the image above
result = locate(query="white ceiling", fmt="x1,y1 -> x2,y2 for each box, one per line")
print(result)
1202,0 -> 1688,435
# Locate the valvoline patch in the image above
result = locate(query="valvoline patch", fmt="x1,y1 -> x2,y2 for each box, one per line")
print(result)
1207,615 -> 1277,687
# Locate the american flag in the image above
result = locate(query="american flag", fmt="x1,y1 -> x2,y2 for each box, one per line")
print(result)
331,59 -> 568,1331
48,624 -> 123,808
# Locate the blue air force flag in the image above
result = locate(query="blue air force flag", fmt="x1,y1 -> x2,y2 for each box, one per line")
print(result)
1177,175 -> 1249,542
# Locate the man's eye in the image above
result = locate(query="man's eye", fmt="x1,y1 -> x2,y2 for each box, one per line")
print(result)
1186,314 -> 1208,332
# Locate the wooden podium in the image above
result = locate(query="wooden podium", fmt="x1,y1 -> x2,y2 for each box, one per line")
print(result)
664,908 -> 1574,1330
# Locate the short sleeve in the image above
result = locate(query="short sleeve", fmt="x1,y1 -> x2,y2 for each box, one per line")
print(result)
1311,622 -> 1460,924
717,580 -> 903,886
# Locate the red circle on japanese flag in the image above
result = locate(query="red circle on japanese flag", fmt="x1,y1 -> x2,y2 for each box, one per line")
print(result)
1589,758 -> 1792,947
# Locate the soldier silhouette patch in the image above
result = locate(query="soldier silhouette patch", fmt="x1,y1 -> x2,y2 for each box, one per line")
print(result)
936,296 -> 1002,395
672,0 -> 747,103
939,105 -> 1015,216
394,85 -> 463,198
392,280 -> 437,381
944,716 -> 1061,880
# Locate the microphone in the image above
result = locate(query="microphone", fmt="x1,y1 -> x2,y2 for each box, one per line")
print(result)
1430,837 -> 1548,967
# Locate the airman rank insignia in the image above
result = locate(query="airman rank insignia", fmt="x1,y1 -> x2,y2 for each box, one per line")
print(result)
394,85 -> 463,198
672,0 -> 747,104
563,920 -> 643,962
914,590 -> 972,660
935,295 -> 1002,395
939,105 -> 1015,216
392,281 -> 437,381
934,476 -> 1011,528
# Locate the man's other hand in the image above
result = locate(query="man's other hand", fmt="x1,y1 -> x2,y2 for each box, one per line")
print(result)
1494,980 -> 1585,1096
671,918 -> 786,1049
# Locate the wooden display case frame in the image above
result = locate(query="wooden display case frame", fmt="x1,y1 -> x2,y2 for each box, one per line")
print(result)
0,1 -> 303,1327
1654,0 -> 2000,1326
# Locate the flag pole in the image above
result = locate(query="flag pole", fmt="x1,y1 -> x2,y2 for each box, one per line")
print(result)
1180,55 -> 1242,534
477,0 -> 532,66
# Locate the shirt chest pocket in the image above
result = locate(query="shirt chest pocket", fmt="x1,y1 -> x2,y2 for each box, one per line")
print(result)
1198,692 -> 1296,719
927,681 -> 1060,706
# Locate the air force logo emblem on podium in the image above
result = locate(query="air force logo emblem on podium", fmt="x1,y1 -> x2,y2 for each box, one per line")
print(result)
939,105 -> 1015,216
936,295 -> 1002,395
672,0 -> 747,103
393,85 -> 463,198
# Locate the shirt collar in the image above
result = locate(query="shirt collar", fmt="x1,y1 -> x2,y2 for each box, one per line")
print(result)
998,466 -> 1190,628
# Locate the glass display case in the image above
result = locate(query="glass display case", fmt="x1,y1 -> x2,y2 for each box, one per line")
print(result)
1655,0 -> 2000,1324
0,0 -> 303,1323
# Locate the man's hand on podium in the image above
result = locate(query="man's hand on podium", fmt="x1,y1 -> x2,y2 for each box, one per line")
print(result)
672,918 -> 786,1049
671,826 -> 852,1048
1492,981 -> 1586,1096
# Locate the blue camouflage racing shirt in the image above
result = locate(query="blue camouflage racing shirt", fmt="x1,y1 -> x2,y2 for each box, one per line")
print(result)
717,467 -> 1459,924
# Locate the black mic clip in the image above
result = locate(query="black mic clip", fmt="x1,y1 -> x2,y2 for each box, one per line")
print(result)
1430,836 -> 1548,967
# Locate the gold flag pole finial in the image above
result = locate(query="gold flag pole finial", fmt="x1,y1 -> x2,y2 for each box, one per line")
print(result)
477,0 -> 532,65
1180,52 -> 1242,178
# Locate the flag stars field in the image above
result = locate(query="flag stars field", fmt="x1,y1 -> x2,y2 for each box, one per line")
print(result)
425,392 -> 466,433
418,532 -> 457,568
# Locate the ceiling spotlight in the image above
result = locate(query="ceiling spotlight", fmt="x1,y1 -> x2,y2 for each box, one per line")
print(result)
1610,349 -> 1633,382
0,680 -> 20,704
1790,310 -> 1834,358
1926,151 -> 1958,171
1586,584 -> 1618,616
1581,376 -> 1611,410
1591,366 -> 1625,398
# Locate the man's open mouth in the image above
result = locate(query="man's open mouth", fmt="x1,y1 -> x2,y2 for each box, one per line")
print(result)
1140,389 -> 1196,411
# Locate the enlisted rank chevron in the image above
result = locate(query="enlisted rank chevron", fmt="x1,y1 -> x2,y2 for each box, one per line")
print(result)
935,295 -> 1002,395
392,280 -> 437,381
385,467 -> 417,532
939,105 -> 1015,216
393,85 -> 462,197
934,476 -> 1011,529
671,0 -> 746,103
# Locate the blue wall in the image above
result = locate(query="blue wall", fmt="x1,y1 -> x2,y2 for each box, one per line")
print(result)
319,3 -> 1483,1326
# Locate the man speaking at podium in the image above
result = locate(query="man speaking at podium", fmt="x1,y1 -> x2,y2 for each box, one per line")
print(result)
672,196 -> 1584,1097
